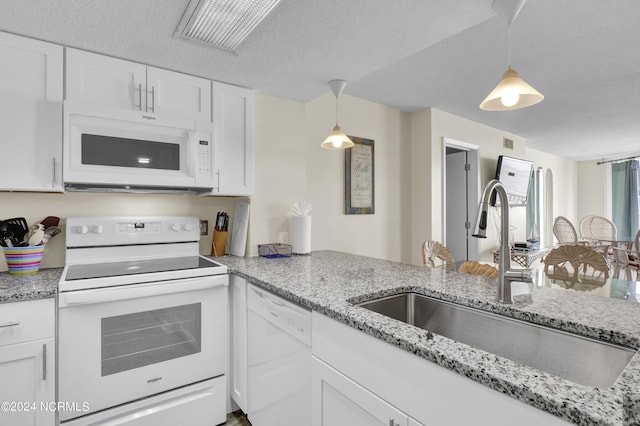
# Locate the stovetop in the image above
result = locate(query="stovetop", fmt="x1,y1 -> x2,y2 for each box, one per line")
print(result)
64,256 -> 221,281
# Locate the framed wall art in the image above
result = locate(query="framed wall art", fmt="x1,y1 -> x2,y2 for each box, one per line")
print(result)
345,136 -> 374,214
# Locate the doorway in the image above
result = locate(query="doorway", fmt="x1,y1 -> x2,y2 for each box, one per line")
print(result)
442,137 -> 480,267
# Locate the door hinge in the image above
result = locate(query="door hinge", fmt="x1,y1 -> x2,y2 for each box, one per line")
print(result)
465,221 -> 471,229
464,163 -> 471,172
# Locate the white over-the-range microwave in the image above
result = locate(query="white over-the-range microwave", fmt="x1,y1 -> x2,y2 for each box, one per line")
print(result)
63,101 -> 216,193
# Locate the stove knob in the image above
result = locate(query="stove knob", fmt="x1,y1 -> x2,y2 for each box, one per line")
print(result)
78,225 -> 89,234
93,225 -> 104,234
183,223 -> 193,232
171,223 -> 181,232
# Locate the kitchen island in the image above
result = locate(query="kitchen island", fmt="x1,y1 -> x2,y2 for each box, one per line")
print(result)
217,250 -> 640,426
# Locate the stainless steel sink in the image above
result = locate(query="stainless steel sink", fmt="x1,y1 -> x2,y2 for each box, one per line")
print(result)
358,293 -> 636,388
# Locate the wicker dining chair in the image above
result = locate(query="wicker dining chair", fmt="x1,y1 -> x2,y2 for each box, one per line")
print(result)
458,260 -> 499,278
543,244 -> 610,285
579,215 -> 617,243
421,240 -> 455,271
552,216 -> 579,245
611,247 -> 640,281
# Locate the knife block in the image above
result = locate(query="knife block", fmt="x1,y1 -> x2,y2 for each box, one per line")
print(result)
211,230 -> 228,256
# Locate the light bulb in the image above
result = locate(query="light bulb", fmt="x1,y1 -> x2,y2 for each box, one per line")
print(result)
501,92 -> 519,107
332,139 -> 341,148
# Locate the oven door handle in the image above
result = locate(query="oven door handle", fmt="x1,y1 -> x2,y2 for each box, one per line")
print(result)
58,275 -> 228,307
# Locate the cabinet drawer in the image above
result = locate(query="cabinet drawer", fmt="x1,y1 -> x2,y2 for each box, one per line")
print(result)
0,298 -> 54,346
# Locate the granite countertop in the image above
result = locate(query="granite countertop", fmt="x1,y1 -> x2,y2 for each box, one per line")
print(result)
0,268 -> 61,303
216,250 -> 640,426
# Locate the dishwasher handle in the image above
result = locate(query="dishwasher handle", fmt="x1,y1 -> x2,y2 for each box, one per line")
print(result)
59,275 -> 228,307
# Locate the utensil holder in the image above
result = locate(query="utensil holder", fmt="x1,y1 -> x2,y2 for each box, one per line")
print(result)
3,245 -> 44,275
211,230 -> 228,257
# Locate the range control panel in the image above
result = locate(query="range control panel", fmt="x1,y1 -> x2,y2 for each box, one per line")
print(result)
66,216 -> 201,247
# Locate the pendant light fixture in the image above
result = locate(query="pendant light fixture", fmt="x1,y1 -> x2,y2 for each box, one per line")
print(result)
321,79 -> 354,149
479,0 -> 543,111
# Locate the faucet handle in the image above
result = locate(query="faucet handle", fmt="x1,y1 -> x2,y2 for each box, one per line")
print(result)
504,268 -> 534,283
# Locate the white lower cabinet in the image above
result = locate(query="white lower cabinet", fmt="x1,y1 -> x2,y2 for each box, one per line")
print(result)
313,357 -> 422,426
0,299 -> 55,426
229,274 -> 248,413
312,312 -> 572,426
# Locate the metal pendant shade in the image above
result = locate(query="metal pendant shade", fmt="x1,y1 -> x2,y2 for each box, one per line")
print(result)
321,79 -> 354,149
480,0 -> 543,111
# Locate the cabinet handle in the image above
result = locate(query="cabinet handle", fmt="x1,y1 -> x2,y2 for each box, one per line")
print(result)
137,83 -> 142,111
42,343 -> 47,381
151,86 -> 155,113
52,157 -> 56,188
214,169 -> 220,192
0,321 -> 20,328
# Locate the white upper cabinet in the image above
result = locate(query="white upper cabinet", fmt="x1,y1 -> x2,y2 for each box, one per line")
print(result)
66,48 -> 211,122
212,82 -> 254,196
0,31 -> 63,192
147,67 -> 211,122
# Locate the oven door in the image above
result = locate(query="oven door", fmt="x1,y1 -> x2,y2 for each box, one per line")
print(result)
58,274 -> 227,422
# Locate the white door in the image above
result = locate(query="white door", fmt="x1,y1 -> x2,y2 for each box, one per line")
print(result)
212,82 -> 254,196
0,338 -> 55,426
0,32 -> 63,191
446,150 -> 468,265
312,357 -> 408,426
147,67 -> 211,121
65,48 -> 146,111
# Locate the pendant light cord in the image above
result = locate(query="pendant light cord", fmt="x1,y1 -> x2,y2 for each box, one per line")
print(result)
335,95 -> 339,126
507,23 -> 512,67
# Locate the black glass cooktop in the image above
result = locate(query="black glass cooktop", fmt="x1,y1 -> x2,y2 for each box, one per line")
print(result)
65,256 -> 222,281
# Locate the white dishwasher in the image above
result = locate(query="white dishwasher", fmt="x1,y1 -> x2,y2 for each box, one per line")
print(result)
247,283 -> 311,426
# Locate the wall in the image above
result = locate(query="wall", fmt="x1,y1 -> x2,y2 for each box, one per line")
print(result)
249,99 -> 579,266
577,160 -> 608,220
407,108 -> 578,264
415,108 -> 527,263
249,92 -> 410,262
525,147 -> 579,244
0,191 -> 244,271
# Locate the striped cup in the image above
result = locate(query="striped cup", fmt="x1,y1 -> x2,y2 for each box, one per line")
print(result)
3,246 -> 45,275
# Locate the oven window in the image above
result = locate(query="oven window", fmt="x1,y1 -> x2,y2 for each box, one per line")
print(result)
101,303 -> 201,376
82,134 -> 180,170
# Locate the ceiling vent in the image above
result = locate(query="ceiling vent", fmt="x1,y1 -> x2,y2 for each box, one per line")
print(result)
175,0 -> 282,54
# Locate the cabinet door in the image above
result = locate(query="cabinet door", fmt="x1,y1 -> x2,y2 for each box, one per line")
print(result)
0,32 -> 63,192
147,67 -> 211,122
229,275 -> 248,413
312,357 -> 408,426
66,48 -> 146,111
0,338 -> 55,426
212,82 -> 254,196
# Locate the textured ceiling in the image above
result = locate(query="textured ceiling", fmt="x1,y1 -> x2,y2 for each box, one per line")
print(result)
0,0 -> 638,161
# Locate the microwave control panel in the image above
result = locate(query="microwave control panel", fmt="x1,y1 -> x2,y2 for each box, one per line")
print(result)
197,139 -> 211,177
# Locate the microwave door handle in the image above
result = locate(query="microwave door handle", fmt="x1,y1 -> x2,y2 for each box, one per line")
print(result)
58,276 -> 228,307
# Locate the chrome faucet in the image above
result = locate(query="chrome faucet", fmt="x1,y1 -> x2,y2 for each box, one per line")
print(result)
472,179 -> 533,304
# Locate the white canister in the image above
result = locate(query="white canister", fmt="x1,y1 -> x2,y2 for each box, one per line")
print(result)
290,216 -> 312,254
